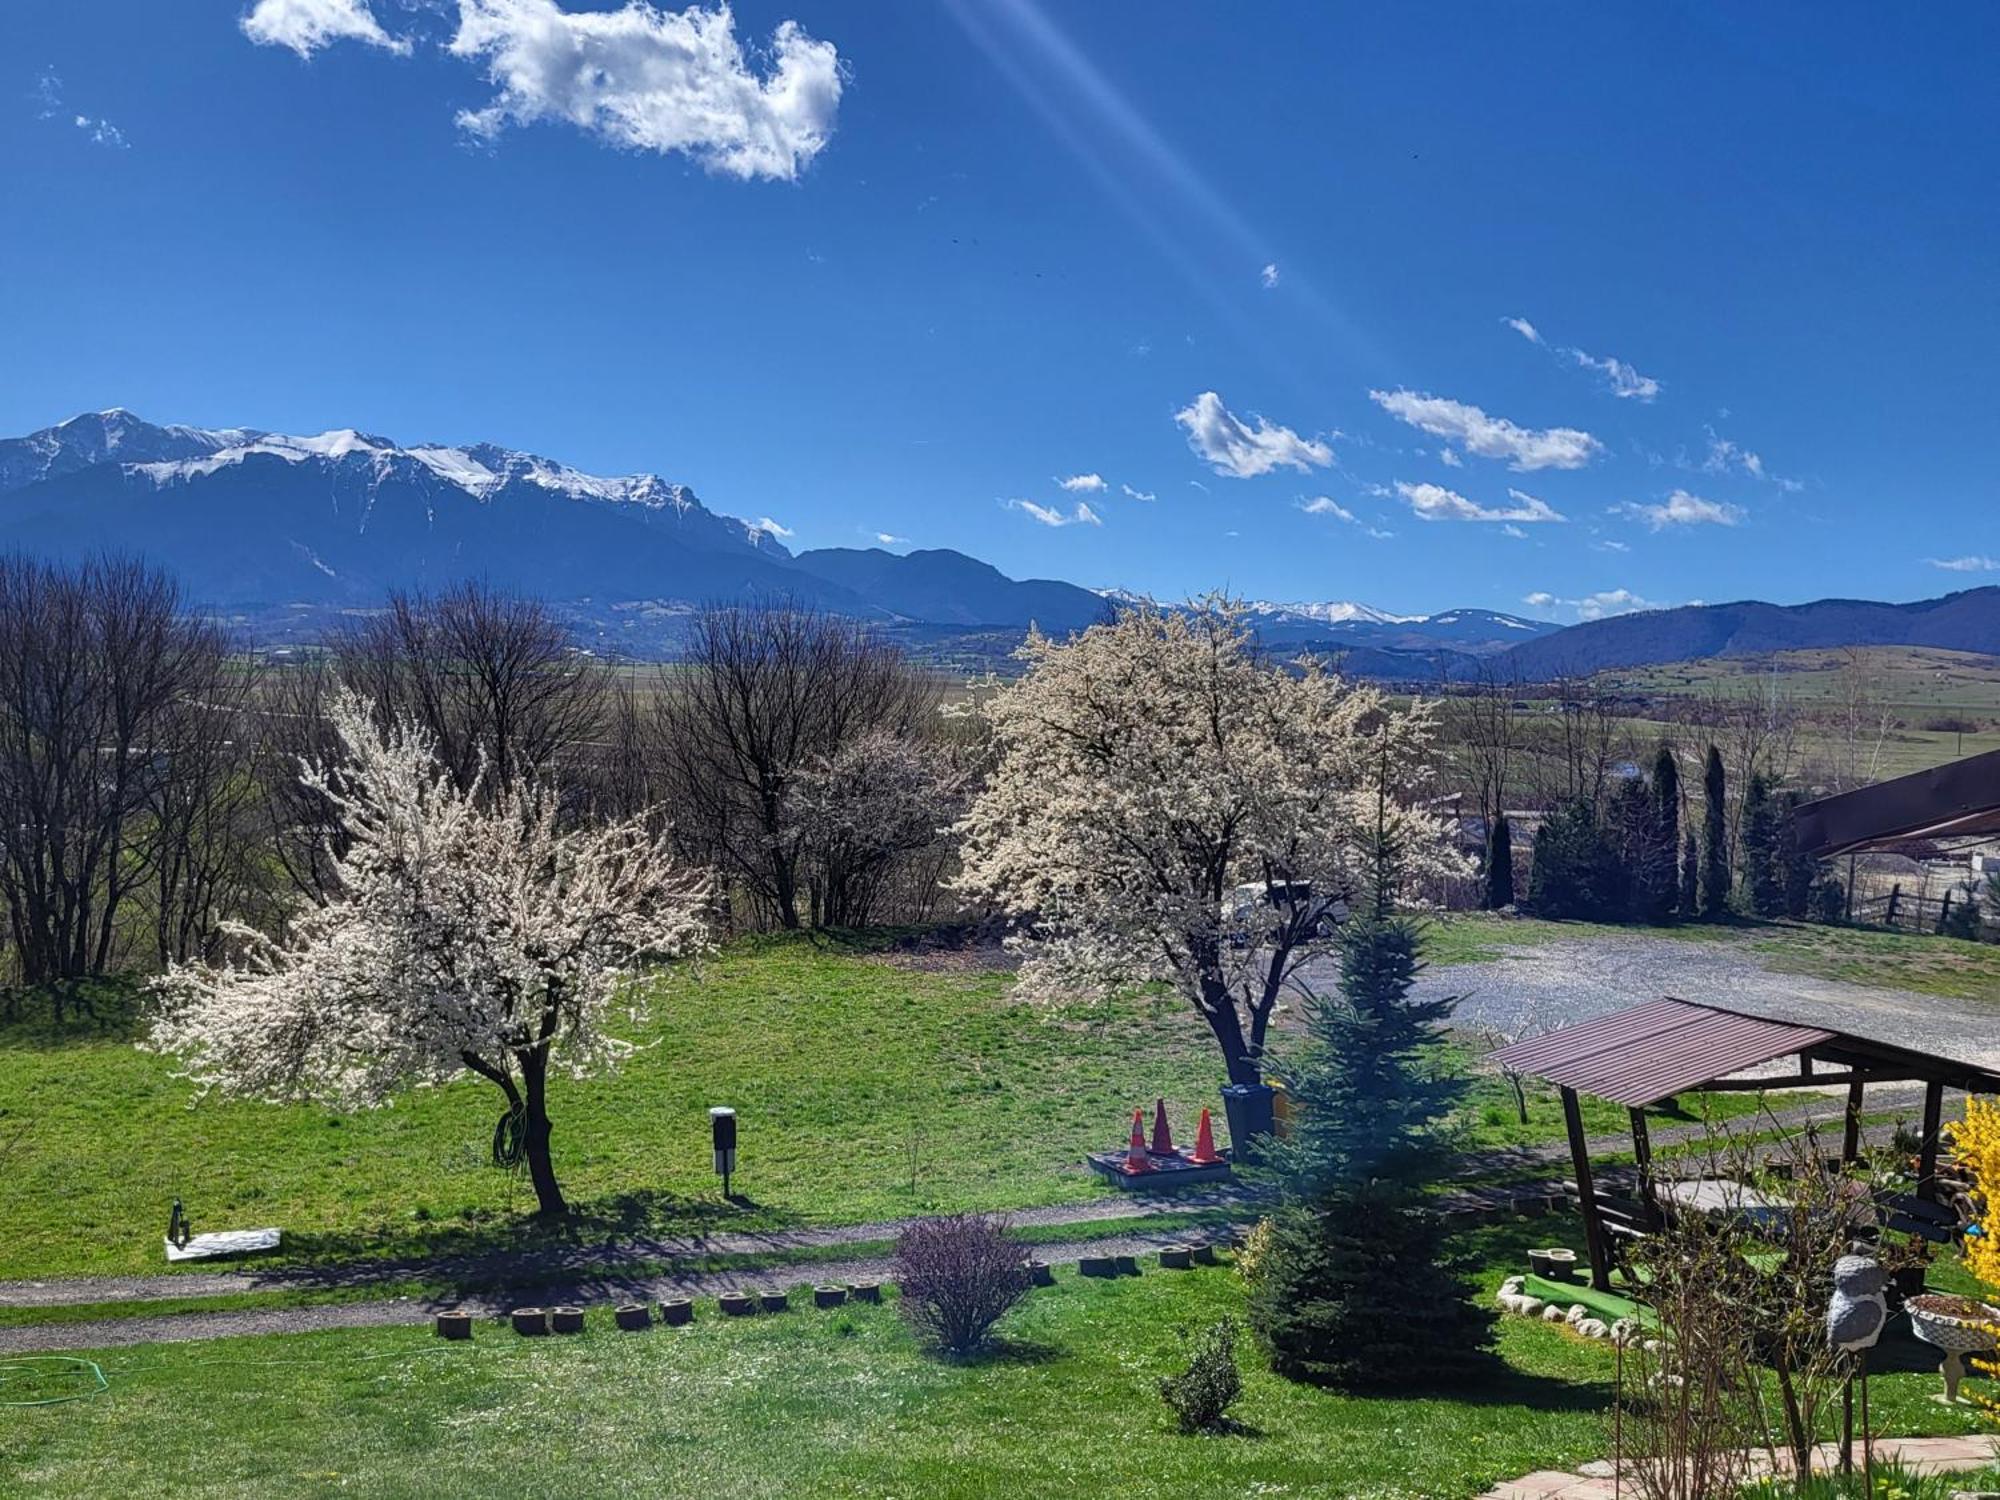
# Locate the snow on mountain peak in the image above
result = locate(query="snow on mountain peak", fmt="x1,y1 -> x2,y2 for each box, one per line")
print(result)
1243,599 -> 1425,626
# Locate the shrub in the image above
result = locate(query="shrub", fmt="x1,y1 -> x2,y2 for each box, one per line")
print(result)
1158,1318 -> 1244,1434
892,1212 -> 1031,1356
1235,1217 -> 1276,1287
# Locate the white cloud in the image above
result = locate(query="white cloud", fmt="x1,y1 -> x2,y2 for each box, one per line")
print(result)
242,0 -> 412,56
751,515 -> 793,538
1006,499 -> 1101,528
34,69 -> 129,148
1612,489 -> 1744,530
1524,587 -> 1661,622
1369,389 -> 1601,471
1174,391 -> 1332,479
1500,524 -> 1527,539
1057,472 -> 1107,493
1504,315 -> 1660,400
1395,481 -> 1566,525
74,114 -> 128,149
448,1 -> 842,182
1929,555 -> 2000,573
874,531 -> 909,546
1570,349 -> 1659,401
1120,483 -> 1156,502
1260,262 -> 1280,290
1700,430 -> 1801,491
1438,447 -> 1462,468
1297,496 -> 1356,521
1594,538 -> 1631,553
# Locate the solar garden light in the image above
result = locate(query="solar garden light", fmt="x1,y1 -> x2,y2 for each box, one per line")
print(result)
710,1106 -> 737,1199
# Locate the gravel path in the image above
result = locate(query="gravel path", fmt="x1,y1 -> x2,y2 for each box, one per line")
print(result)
0,1224 -> 1220,1355
1408,932 -> 2000,1068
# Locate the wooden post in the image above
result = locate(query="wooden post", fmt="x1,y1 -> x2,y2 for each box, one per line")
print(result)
1842,1078 -> 1865,1164
1629,1108 -> 1656,1222
1918,1079 -> 1945,1202
1563,1086 -> 1611,1291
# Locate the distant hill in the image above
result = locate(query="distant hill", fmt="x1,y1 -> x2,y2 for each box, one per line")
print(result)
1496,589 -> 2000,679
790,547 -> 1109,633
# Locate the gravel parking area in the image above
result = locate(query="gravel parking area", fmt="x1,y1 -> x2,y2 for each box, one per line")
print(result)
1407,933 -> 2000,1069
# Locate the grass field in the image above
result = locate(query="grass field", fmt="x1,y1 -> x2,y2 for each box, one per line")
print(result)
1602,646 -> 2000,780
0,936 -> 1228,1280
0,926 -> 1799,1284
0,1223 -> 1985,1500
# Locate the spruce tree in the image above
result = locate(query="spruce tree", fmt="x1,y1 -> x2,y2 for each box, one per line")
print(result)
1653,744 -> 1682,916
1484,812 -> 1514,910
1250,799 -> 1496,1391
1700,745 -> 1730,919
1740,772 -> 1785,917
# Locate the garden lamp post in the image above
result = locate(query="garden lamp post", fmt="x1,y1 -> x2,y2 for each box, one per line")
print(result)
710,1107 -> 737,1199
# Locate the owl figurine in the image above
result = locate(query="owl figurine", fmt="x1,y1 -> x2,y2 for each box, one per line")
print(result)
1826,1254 -> 1888,1353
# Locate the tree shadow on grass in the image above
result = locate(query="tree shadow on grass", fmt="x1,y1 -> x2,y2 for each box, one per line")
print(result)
0,980 -> 150,1050
266,1187 -> 812,1294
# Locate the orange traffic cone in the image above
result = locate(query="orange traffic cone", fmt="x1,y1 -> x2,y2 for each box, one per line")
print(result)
1150,1097 -> 1174,1156
1188,1107 -> 1223,1164
1125,1108 -> 1153,1173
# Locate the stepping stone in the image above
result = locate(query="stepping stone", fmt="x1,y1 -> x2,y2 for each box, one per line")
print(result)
164,1228 -> 281,1263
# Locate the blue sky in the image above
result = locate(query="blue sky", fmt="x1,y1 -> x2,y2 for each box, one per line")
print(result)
3,2 -> 1997,620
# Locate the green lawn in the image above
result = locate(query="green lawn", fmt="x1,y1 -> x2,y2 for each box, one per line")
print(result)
0,926 -> 1874,1284
2,1223 -> 1987,1500
0,936 -> 1223,1281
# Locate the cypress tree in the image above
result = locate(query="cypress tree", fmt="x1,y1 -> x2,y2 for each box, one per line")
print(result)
1681,828 -> 1700,916
1250,794 -> 1496,1391
1700,745 -> 1730,919
1484,812 -> 1514,910
1653,744 -> 1682,916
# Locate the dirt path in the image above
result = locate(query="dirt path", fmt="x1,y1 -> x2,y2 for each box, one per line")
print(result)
0,1185 -> 1260,1310
0,1223 -> 1218,1354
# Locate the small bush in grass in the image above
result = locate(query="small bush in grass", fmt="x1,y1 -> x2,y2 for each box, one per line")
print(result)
1235,1217 -> 1275,1287
1159,1318 -> 1244,1434
892,1212 -> 1031,1356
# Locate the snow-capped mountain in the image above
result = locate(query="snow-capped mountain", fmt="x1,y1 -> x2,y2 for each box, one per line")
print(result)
1092,589 -> 1557,656
0,411 -> 1107,646
0,410 -> 1556,663
1242,599 -> 1424,627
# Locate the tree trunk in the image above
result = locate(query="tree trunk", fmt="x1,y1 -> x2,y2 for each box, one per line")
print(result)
1197,981 -> 1259,1085
519,1048 -> 568,1218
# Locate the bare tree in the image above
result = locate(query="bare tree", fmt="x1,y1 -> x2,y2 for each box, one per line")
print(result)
0,556 -> 223,991
655,601 -> 942,930
256,651 -> 350,906
331,582 -> 607,794
136,656 -> 279,967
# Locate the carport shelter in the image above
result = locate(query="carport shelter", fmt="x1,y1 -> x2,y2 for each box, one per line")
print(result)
1489,997 -> 2000,1290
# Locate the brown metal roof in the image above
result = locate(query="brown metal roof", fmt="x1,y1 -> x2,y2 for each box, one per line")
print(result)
1489,997 -> 1838,1107
1792,745 -> 2000,859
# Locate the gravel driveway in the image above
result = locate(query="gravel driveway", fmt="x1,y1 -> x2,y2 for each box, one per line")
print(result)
1404,933 -> 2000,1069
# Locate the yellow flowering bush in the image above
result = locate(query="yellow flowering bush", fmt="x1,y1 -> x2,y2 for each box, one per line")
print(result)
1948,1096 -> 2000,1421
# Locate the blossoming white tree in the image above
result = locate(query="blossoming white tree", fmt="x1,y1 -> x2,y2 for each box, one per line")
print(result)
149,693 -> 711,1218
955,600 -> 1463,1086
